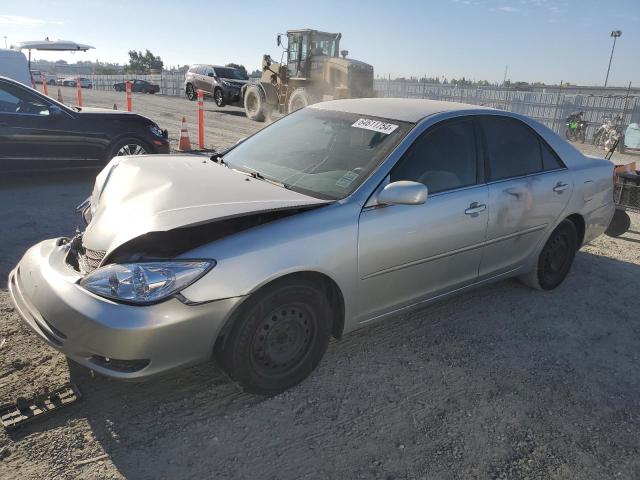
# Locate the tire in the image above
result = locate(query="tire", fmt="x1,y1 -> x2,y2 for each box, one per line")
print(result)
287,87 -> 314,113
592,132 -> 602,146
141,87 -> 147,94
185,83 -> 197,101
214,88 -> 225,107
244,84 -> 267,122
519,219 -> 578,291
564,128 -> 573,141
216,278 -> 333,395
106,137 -> 151,161
605,209 -> 631,237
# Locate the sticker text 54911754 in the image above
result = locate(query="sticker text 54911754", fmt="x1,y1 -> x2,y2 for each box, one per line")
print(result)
352,118 -> 399,135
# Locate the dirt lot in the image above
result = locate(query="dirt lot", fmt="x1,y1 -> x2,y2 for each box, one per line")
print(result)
1,90 -> 640,480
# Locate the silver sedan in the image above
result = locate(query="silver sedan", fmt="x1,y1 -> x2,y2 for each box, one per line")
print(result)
9,98 -> 615,394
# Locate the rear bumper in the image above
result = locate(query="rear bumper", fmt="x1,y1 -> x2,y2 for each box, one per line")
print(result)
8,239 -> 242,379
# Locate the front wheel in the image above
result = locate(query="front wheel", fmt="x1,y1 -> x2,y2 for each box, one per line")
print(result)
214,88 -> 225,107
519,219 -> 578,290
106,138 -> 151,161
244,84 -> 268,122
564,128 -> 575,142
216,279 -> 332,395
185,83 -> 197,101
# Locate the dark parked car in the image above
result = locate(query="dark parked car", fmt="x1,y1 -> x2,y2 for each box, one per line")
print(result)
0,76 -> 169,173
113,79 -> 160,94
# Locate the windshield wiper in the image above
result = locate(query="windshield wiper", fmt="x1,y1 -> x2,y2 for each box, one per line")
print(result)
231,165 -> 289,189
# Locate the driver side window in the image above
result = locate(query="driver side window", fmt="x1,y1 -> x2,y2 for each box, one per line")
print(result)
391,119 -> 478,194
0,82 -> 50,116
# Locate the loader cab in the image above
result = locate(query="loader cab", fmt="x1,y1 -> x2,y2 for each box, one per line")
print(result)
285,30 -> 341,79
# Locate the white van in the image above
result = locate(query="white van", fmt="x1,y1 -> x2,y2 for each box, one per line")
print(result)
0,49 -> 31,86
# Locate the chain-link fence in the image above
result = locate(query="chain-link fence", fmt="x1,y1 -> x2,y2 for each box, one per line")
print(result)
374,79 -> 640,163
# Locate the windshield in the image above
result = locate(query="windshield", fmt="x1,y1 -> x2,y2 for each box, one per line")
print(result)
223,108 -> 412,200
215,67 -> 247,80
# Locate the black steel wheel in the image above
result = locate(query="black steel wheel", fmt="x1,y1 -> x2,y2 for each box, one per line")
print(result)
251,304 -> 315,376
214,88 -> 225,107
186,83 -> 197,101
520,220 -> 577,290
217,278 -> 332,395
605,209 -> 631,237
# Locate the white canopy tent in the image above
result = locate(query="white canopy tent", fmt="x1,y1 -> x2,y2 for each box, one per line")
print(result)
10,38 -> 95,70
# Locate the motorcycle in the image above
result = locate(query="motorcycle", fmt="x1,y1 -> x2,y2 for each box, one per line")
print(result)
595,115 -> 625,153
565,111 -> 587,143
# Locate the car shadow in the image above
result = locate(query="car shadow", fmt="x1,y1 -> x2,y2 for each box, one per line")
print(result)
0,171 -> 96,287
6,248 -> 640,479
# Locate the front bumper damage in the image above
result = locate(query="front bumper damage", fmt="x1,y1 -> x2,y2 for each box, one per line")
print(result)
8,238 -> 242,379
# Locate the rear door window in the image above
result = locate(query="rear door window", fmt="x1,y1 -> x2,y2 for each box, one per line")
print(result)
480,116 -> 542,181
541,140 -> 565,170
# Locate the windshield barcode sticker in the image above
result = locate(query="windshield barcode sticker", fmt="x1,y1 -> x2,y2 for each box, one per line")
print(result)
352,118 -> 398,134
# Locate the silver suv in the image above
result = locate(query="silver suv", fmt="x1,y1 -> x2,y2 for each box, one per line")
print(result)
184,64 -> 248,107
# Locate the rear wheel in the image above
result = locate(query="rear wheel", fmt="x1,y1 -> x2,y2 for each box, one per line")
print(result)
519,220 -> 578,290
287,87 -> 315,113
605,209 -> 631,237
244,84 -> 267,122
185,83 -> 197,101
216,279 -> 332,395
214,88 -> 225,107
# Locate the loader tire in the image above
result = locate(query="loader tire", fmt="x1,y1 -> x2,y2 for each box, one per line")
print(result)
244,84 -> 267,122
287,87 -> 315,114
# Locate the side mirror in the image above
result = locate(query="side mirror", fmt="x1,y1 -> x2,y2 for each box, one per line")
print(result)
377,181 -> 428,206
49,105 -> 63,116
277,34 -> 281,47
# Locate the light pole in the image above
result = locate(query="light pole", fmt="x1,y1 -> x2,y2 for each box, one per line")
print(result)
604,30 -> 622,88
3,36 -> 7,49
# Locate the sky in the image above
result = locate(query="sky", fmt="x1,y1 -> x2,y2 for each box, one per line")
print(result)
0,0 -> 638,86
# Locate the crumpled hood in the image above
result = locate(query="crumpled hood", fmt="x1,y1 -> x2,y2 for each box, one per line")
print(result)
82,155 -> 330,254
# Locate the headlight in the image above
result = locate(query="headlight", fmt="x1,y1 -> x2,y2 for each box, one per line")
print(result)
80,261 -> 214,304
149,125 -> 165,138
221,80 -> 231,87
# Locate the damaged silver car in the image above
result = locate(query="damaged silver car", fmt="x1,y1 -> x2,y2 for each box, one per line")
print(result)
9,98 -> 615,394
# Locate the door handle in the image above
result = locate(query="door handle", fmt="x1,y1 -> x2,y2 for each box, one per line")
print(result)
465,202 -> 486,215
553,182 -> 569,193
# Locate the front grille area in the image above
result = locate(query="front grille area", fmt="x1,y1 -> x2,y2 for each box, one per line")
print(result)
66,236 -> 106,275
79,248 -> 106,274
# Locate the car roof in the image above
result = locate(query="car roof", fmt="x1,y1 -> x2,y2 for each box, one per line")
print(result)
191,64 -> 234,70
311,98 -> 497,123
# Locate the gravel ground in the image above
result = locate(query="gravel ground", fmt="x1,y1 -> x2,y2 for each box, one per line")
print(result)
1,90 -> 640,479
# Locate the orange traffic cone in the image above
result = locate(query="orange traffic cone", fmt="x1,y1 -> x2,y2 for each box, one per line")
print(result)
178,116 -> 192,151
113,103 -> 118,110
57,88 -> 64,103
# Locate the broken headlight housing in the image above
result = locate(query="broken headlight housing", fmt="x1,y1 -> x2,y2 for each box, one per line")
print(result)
79,261 -> 214,304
